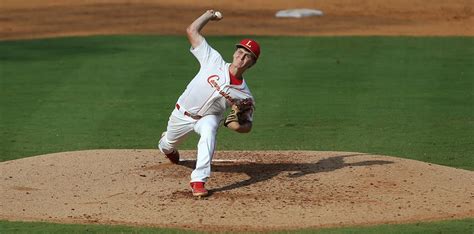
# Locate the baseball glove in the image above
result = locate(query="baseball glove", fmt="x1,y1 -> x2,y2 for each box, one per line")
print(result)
224,98 -> 254,127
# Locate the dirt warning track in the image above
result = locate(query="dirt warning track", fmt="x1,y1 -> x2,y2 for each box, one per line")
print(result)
1,150 -> 473,231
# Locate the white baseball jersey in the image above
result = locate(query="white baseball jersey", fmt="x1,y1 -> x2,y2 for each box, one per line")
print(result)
176,39 -> 254,120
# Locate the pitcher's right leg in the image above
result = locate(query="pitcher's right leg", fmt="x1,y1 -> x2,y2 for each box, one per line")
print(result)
158,109 -> 195,163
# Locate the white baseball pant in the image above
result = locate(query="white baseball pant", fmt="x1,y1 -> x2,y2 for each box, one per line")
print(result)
158,108 -> 221,182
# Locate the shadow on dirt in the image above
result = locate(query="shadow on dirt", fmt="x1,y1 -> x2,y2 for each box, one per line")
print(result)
180,154 -> 394,194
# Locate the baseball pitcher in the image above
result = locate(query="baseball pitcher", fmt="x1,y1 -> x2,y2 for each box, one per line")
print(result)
158,10 -> 260,197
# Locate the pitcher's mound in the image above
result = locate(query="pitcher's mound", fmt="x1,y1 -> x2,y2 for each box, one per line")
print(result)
1,150 -> 473,231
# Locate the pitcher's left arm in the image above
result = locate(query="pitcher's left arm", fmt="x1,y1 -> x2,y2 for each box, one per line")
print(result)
224,98 -> 254,133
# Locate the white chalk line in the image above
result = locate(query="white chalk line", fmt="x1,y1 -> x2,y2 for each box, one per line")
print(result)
180,159 -> 257,163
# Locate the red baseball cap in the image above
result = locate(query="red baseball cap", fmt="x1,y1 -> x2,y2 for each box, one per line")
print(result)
236,39 -> 261,60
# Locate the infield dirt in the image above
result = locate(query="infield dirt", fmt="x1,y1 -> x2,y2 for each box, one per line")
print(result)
0,0 -> 473,40
1,150 -> 473,231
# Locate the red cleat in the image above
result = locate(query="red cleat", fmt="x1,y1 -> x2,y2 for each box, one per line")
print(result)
190,182 -> 208,197
165,150 -> 180,164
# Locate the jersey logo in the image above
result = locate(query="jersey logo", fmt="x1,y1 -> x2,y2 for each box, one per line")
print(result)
207,75 -> 221,90
207,74 -> 234,104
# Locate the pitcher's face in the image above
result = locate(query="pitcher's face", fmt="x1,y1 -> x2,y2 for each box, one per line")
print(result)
232,48 -> 256,70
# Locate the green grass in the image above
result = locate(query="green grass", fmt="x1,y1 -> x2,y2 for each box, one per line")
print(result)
292,218 -> 474,234
0,220 -> 196,233
1,36 -> 472,169
1,219 -> 473,233
0,35 -> 473,232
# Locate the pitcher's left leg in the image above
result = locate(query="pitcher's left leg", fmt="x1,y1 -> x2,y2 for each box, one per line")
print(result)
191,114 -> 221,183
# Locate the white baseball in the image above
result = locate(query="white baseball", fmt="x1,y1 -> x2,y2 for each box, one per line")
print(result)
214,11 -> 223,20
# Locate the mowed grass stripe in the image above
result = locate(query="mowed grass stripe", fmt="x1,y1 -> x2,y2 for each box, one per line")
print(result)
1,218 -> 473,233
1,36 -> 473,171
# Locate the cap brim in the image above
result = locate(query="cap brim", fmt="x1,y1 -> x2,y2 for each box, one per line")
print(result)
236,44 -> 258,60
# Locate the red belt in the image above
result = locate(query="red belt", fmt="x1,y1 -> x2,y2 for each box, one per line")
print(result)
176,104 -> 202,120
